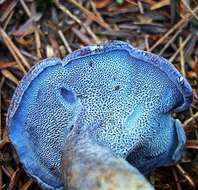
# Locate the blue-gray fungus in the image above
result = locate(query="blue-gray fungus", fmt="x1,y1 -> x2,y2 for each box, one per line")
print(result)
7,41 -> 193,189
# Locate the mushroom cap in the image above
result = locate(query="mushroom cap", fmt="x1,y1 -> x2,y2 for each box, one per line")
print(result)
61,126 -> 154,190
7,41 -> 193,189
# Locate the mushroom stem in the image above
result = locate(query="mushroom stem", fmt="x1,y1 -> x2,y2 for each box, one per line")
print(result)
61,128 -> 154,190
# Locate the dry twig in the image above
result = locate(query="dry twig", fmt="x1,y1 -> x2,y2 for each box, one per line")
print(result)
19,0 -> 31,18
0,27 -> 30,72
1,69 -> 19,85
179,37 -> 186,77
0,0 -> 18,23
180,0 -> 198,21
58,30 -> 72,53
34,28 -> 42,59
176,164 -> 196,189
54,0 -> 100,43
172,167 -> 182,190
159,29 -> 182,56
169,34 -> 192,62
149,6 -> 198,52
68,0 -> 111,31
183,112 -> 198,129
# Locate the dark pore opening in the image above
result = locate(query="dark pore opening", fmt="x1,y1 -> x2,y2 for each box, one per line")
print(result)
60,87 -> 76,104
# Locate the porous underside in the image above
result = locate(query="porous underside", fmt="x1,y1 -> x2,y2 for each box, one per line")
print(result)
7,41 -> 192,189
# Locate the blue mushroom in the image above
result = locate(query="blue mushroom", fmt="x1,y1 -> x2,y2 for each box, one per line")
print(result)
7,41 -> 193,189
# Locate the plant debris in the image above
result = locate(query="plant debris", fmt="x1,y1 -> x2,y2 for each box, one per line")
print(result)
0,0 -> 198,189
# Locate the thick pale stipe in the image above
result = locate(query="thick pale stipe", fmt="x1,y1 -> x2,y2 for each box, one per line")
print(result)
61,128 -> 154,190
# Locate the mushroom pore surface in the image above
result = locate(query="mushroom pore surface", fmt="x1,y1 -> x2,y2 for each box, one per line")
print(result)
7,41 -> 193,189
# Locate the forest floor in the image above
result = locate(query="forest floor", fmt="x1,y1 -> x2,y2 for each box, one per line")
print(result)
0,0 -> 198,189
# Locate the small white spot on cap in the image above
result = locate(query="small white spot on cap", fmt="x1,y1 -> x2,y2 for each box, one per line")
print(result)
89,45 -> 99,51
179,76 -> 184,82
